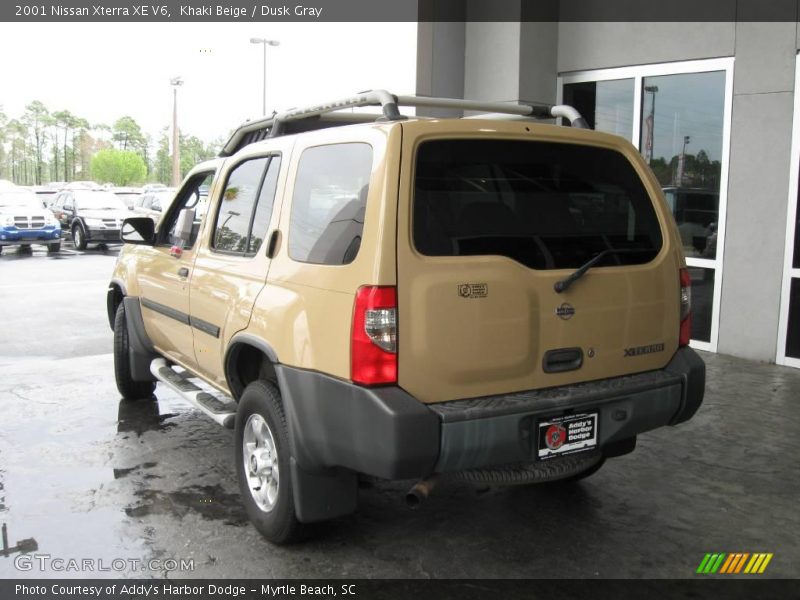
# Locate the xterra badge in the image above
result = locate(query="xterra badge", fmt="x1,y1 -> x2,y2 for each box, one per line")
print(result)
624,343 -> 665,357
458,283 -> 488,298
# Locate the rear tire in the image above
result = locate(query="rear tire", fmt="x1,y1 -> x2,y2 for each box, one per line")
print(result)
47,242 -> 61,253
72,224 -> 87,250
113,303 -> 156,400
235,380 -> 304,544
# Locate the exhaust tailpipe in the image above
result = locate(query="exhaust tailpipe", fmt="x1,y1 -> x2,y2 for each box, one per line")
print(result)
406,475 -> 438,509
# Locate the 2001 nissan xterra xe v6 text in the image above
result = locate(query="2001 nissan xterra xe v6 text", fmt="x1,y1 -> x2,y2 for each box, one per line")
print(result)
107,90 -> 705,544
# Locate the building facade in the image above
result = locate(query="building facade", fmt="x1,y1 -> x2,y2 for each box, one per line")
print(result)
417,18 -> 800,367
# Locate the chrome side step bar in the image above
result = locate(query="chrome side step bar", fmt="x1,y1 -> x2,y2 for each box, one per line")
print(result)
150,358 -> 236,429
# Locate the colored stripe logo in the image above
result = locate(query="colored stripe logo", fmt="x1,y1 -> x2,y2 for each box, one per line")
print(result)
696,553 -> 773,574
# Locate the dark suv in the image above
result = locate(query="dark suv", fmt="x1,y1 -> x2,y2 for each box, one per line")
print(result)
52,189 -> 130,250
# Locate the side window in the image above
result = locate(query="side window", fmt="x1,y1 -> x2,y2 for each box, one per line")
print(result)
288,143 -> 372,265
211,154 -> 280,256
157,171 -> 215,248
247,156 -> 281,254
64,194 -> 74,211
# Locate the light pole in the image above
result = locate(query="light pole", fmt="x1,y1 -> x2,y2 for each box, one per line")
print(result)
250,37 -> 280,116
170,76 -> 184,187
678,135 -> 691,185
644,85 -> 659,164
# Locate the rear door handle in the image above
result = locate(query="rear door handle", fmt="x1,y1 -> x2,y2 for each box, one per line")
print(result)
177,267 -> 190,278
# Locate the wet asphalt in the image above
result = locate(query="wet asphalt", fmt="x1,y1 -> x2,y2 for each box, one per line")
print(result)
0,243 -> 798,580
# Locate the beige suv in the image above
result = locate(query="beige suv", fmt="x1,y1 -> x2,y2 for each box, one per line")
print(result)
108,90 -> 705,544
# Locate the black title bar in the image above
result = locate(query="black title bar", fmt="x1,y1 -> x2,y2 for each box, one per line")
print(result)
2,0 -> 800,23
3,579 -> 800,600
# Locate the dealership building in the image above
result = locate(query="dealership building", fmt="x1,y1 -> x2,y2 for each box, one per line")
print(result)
416,15 -> 800,368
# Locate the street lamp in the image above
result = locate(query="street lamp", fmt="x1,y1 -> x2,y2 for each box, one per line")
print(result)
250,37 -> 280,116
678,135 -> 691,185
170,76 -> 184,187
644,85 -> 659,164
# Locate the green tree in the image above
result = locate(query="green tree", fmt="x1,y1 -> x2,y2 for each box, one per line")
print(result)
90,148 -> 146,186
45,112 -> 60,183
0,106 -> 7,179
53,110 -> 76,181
179,133 -> 216,178
112,116 -> 146,153
153,128 -> 171,184
71,116 -> 91,179
22,101 -> 49,184
7,119 -> 31,184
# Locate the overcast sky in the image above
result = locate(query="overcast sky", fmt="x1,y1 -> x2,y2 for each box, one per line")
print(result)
0,22 -> 417,143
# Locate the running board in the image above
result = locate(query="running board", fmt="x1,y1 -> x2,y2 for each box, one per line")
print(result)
150,358 -> 236,428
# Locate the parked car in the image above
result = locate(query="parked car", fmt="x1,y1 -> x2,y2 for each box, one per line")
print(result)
108,90 -> 705,544
142,183 -> 169,194
111,187 -> 143,210
661,187 -> 719,257
0,186 -> 61,253
31,186 -> 58,209
132,188 -> 176,223
52,189 -> 129,250
61,180 -> 102,191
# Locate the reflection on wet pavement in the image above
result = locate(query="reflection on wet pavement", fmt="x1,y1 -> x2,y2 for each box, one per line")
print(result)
0,470 -> 39,559
125,485 -> 248,526
117,399 -> 177,436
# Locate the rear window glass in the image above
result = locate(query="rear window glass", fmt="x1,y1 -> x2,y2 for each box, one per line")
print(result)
413,140 -> 663,270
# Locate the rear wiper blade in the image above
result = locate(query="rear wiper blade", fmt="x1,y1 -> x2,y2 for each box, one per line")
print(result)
554,248 -> 654,293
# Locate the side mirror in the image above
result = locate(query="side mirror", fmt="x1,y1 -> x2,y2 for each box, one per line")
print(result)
174,207 -> 195,243
121,217 -> 155,245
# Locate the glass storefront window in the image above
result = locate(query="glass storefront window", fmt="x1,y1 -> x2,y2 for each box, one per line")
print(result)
794,166 -> 800,269
563,79 -> 634,139
639,71 -> 725,259
786,279 -> 800,359
561,60 -> 731,351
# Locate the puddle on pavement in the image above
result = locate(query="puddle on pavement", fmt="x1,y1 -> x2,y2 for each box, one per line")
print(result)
124,484 -> 247,526
113,462 -> 161,481
117,399 -> 177,436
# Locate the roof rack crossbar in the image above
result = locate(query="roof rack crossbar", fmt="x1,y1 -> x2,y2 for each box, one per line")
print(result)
219,89 -> 588,157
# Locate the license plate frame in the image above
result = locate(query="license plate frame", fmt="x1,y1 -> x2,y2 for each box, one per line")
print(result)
537,412 -> 598,460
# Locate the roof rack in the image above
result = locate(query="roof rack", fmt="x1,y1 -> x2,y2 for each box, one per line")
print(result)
219,89 -> 589,157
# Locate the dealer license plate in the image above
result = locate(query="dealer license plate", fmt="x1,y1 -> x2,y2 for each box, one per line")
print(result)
537,412 -> 598,460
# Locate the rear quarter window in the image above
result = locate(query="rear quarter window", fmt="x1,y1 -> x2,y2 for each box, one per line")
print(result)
413,139 -> 663,269
288,143 -> 372,266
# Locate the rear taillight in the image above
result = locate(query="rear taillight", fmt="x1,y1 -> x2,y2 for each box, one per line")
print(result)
679,268 -> 692,346
351,286 -> 397,385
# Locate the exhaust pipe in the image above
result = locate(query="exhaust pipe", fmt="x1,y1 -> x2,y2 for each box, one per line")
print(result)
406,475 -> 438,509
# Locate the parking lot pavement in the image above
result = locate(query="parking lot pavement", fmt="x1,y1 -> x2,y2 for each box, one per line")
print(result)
1,246 -> 799,579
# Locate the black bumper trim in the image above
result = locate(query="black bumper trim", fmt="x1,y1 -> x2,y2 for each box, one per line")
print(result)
275,366 -> 440,480
275,348 -> 704,480
430,366 -> 684,424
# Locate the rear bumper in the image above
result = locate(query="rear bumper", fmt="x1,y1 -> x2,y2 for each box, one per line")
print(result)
277,347 -> 705,480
